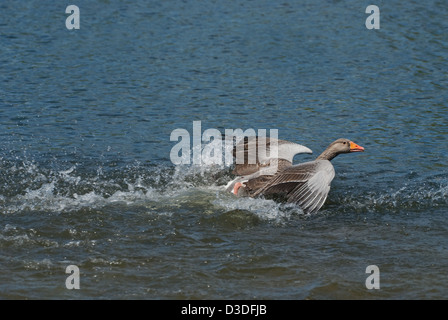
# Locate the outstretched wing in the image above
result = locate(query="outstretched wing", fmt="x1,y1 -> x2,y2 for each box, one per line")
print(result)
254,160 -> 335,214
232,137 -> 312,176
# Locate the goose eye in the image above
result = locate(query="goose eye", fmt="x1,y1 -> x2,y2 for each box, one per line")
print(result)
342,141 -> 346,144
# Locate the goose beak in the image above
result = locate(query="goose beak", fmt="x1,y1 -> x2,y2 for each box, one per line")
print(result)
349,141 -> 365,152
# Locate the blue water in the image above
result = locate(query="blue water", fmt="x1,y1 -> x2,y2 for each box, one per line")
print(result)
1,0 -> 447,299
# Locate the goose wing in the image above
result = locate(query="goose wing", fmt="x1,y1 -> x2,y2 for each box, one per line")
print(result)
232,137 -> 312,176
254,160 -> 335,214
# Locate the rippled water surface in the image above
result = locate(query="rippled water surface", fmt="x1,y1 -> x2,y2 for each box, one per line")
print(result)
1,0 -> 447,299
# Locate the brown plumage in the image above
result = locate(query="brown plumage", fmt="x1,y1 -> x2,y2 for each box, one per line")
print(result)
228,138 -> 364,214
225,136 -> 312,195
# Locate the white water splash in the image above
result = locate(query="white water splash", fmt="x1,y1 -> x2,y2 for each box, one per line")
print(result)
337,180 -> 448,213
213,194 -> 304,222
1,158 -> 447,216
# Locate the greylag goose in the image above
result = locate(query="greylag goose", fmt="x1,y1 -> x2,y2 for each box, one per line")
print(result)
228,138 -> 364,214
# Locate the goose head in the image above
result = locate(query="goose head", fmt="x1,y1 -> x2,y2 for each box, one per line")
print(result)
317,138 -> 364,161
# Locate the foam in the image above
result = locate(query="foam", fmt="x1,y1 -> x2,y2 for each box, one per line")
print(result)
1,158 -> 447,216
212,192 -> 304,222
336,180 -> 448,213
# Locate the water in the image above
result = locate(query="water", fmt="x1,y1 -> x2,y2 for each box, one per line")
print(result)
1,0 -> 447,299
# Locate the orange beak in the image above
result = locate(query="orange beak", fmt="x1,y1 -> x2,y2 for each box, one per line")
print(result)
232,182 -> 243,195
349,141 -> 365,152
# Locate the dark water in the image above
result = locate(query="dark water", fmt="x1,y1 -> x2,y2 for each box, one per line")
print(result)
1,0 -> 447,299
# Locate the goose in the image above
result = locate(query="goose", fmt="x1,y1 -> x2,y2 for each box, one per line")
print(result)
227,138 -> 364,214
